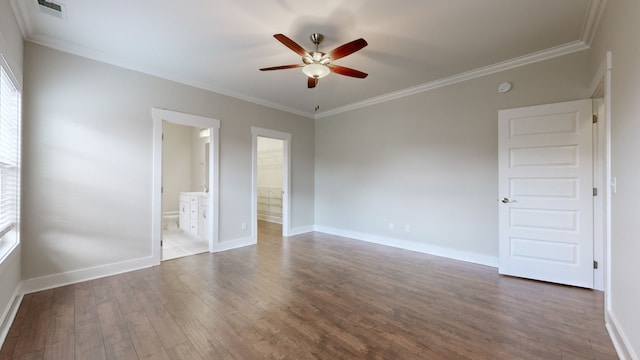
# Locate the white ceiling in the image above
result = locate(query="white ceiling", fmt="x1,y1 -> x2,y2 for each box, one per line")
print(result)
11,0 -> 604,118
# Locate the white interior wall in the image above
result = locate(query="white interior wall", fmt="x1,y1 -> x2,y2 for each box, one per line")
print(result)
588,2 -> 640,358
161,122 -> 193,213
315,51 -> 592,265
20,42 -> 315,282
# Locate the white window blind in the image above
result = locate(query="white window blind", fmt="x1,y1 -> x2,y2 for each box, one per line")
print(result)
0,65 -> 20,255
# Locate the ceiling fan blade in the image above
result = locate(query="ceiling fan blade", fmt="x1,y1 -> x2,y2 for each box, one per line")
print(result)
260,64 -> 303,71
308,77 -> 318,88
328,38 -> 368,61
274,34 -> 309,57
328,65 -> 368,79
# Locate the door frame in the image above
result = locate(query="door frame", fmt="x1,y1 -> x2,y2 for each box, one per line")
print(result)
151,108 -> 221,264
589,52 -> 612,303
251,127 -> 291,240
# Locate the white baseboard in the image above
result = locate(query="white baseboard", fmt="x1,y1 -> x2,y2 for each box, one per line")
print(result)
606,310 -> 637,360
287,225 -> 315,236
20,255 -> 157,295
315,226 -> 499,268
212,236 -> 256,253
0,285 -> 22,349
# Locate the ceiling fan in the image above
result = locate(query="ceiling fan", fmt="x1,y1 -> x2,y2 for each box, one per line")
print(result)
260,33 -> 368,88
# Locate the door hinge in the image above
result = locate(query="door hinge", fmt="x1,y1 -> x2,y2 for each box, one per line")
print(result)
593,188 -> 598,196
593,260 -> 598,269
592,114 -> 598,124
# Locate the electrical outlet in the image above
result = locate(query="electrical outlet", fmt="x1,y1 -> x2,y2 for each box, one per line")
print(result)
242,222 -> 247,230
388,223 -> 394,230
405,224 -> 411,233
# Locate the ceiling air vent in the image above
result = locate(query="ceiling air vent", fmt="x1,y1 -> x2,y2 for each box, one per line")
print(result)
37,0 -> 66,19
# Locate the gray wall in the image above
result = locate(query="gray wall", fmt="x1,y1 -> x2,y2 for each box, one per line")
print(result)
0,0 -> 23,332
21,43 -> 315,280
7,2 -> 640,357
315,51 -> 591,262
588,1 -> 640,357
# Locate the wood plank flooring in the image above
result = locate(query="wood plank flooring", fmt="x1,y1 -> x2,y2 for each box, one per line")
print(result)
1,221 -> 617,359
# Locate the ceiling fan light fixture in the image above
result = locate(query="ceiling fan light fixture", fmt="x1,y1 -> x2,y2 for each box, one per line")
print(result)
302,63 -> 330,79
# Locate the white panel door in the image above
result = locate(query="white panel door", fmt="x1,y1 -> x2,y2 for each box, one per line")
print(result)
498,99 -> 593,288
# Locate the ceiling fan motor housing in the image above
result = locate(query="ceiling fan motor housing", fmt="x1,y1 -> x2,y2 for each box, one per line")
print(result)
310,33 -> 324,45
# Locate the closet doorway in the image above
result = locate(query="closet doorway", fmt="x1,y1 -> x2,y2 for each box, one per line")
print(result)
251,127 -> 291,240
257,137 -> 284,234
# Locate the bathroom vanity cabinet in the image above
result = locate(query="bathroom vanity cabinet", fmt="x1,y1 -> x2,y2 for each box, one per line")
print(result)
179,192 -> 209,240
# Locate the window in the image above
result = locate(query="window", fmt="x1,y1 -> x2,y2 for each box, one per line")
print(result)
0,64 -> 21,262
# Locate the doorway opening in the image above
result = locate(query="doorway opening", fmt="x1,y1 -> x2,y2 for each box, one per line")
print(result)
251,127 -> 291,242
257,136 -> 284,237
161,122 -> 211,260
151,109 -> 220,264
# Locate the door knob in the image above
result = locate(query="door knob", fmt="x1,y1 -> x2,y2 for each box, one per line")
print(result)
501,197 -> 510,203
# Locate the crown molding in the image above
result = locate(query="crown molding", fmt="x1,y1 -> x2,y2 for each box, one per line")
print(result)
9,0 -> 33,39
25,34 -> 315,119
581,0 -> 607,45
12,0 -> 599,121
315,40 -> 589,119
26,31 -> 589,121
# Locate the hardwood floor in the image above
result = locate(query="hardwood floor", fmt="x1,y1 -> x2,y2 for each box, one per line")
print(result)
1,221 -> 617,359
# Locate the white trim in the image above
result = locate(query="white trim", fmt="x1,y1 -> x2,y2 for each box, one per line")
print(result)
251,128 -> 292,240
24,34 -> 316,119
591,50 -> 610,293
288,226 -> 315,236
0,287 -> 22,348
0,34 -> 22,89
315,41 -> 590,119
606,310 -> 637,360
20,255 -> 156,294
592,52 -> 626,360
151,108 -> 221,257
24,31 -> 589,120
599,52 -> 613,316
11,0 -> 594,122
592,98 -> 605,291
0,242 -> 19,275
211,236 -> 255,253
590,53 -> 612,294
315,226 -> 499,268
580,0 -> 608,45
0,245 -> 21,347
9,0 -> 32,39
